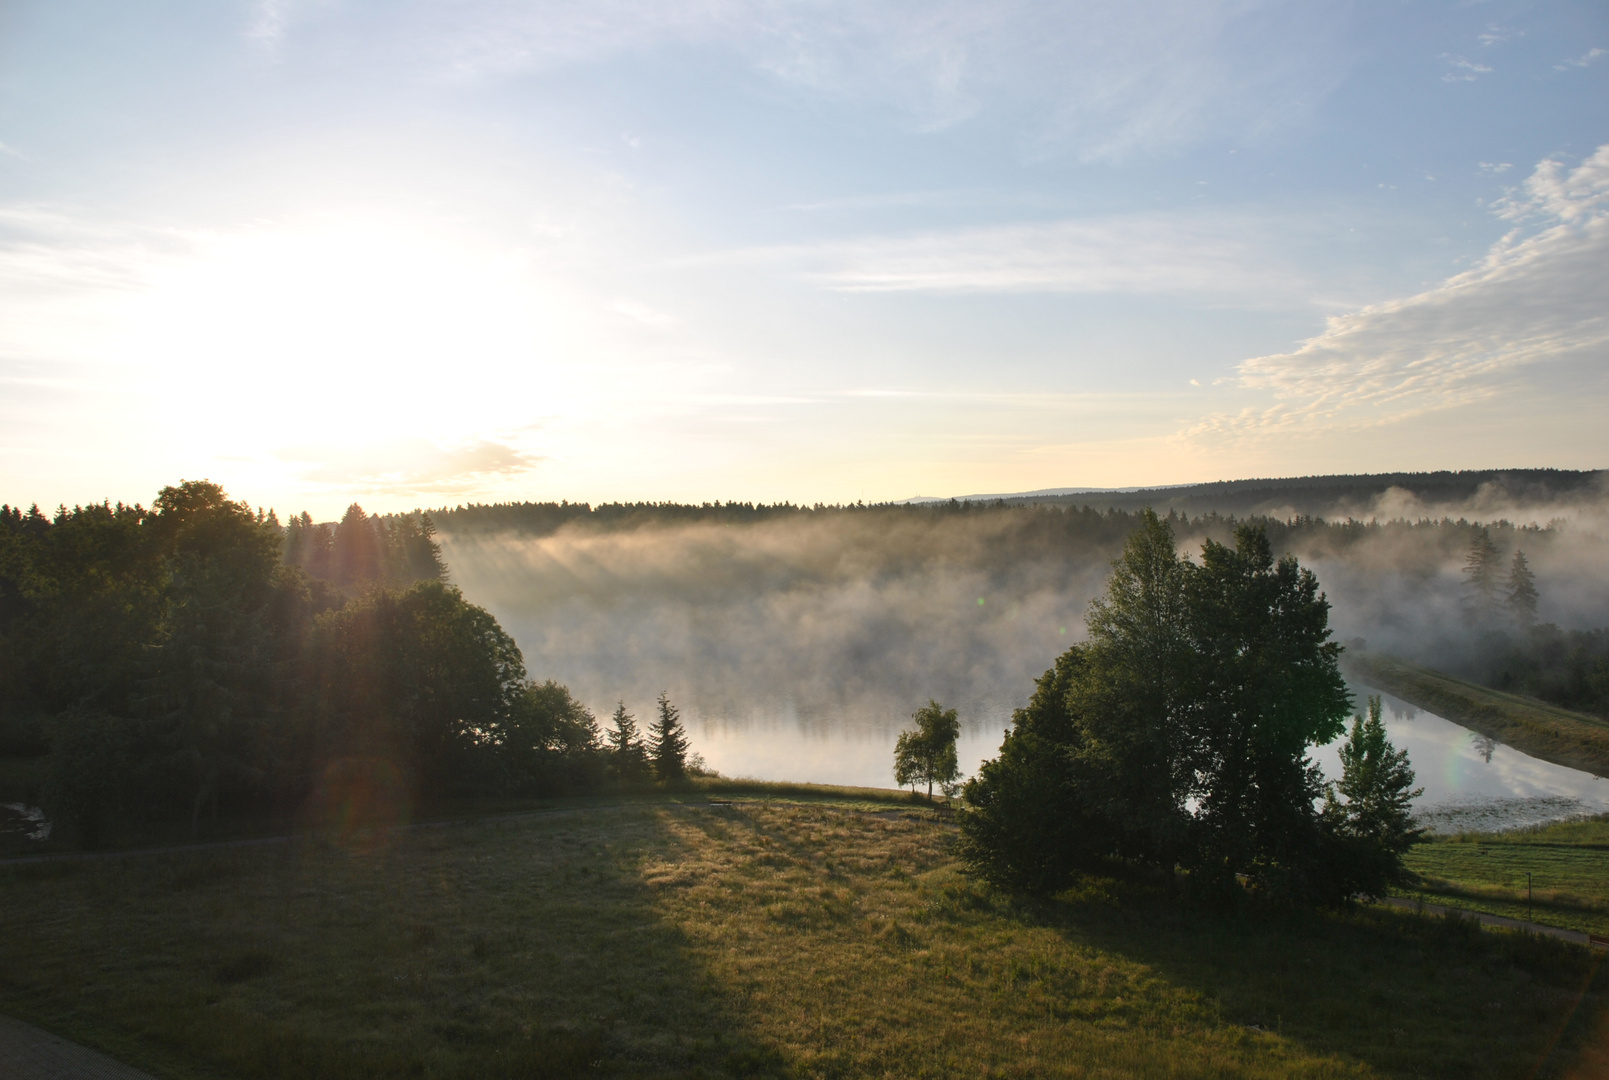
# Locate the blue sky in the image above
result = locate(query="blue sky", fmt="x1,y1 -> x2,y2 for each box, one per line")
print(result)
1,0 -> 1605,515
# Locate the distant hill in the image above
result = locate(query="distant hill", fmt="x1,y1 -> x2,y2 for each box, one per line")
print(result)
431,468 -> 1605,537
929,469 -> 1606,519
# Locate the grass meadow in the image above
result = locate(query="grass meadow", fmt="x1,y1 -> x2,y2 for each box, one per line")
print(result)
2,792 -> 1607,1079
1399,815 -> 1609,939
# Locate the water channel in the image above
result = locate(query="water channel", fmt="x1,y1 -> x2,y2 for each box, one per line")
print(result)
683,686 -> 1608,834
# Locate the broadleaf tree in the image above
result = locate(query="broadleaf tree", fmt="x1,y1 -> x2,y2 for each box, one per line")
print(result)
893,699 -> 961,801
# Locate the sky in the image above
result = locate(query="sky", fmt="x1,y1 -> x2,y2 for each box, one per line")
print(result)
1,0 -> 1605,518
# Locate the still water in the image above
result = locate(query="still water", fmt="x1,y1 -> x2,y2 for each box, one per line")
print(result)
686,689 -> 1609,832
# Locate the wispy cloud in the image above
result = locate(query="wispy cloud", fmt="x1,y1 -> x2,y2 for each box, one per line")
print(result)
305,0 -> 1350,158
1188,146 -> 1609,442
277,438 -> 540,494
1554,47 -> 1606,72
713,213 -> 1305,299
1440,55 -> 1493,82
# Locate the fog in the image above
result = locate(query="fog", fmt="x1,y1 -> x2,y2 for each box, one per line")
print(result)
438,490 -> 1609,787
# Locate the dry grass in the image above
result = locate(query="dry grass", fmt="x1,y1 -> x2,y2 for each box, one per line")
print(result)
2,797 -> 1606,1078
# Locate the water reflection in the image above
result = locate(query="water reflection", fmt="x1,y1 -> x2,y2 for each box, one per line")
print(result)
1316,689 -> 1608,832
686,687 -> 1608,833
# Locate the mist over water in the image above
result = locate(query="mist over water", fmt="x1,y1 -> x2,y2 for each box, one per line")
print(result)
439,492 -> 1609,804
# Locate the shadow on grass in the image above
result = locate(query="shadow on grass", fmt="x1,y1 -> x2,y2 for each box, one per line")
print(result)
1003,875 -> 1609,1080
0,806 -> 788,1079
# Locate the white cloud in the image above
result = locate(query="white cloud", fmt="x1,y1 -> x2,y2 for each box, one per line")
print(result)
717,213 -> 1304,299
1554,47 -> 1605,71
1440,55 -> 1492,82
1188,146 -> 1609,442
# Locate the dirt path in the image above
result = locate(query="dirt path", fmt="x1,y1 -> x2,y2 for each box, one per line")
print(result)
0,1015 -> 158,1080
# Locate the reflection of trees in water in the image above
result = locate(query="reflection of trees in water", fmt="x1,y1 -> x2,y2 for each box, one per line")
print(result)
1385,697 -> 1417,721
1471,734 -> 1498,763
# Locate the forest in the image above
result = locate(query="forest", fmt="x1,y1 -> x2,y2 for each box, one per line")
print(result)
0,483 -> 685,845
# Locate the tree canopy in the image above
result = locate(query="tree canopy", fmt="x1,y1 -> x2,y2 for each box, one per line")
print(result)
0,480 -> 651,846
893,700 -> 961,801
959,510 -> 1401,904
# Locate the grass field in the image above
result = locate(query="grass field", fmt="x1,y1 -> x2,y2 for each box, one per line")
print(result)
1344,652 -> 1609,777
1399,815 -> 1609,939
3,793 -> 1607,1079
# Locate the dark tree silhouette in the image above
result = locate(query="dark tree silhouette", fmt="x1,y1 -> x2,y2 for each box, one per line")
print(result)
648,692 -> 690,781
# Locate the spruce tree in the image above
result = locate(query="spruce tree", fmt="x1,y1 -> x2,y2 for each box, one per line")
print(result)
648,692 -> 690,781
607,701 -> 648,780
1506,549 -> 1539,630
1462,528 -> 1502,626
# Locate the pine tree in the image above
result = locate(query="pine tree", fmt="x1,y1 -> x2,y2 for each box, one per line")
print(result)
1462,528 -> 1502,626
648,692 -> 690,781
607,701 -> 649,780
1506,549 -> 1539,630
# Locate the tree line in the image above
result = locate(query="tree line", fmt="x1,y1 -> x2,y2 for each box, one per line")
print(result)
956,512 -> 1420,905
0,482 -> 696,845
1455,527 -> 1609,717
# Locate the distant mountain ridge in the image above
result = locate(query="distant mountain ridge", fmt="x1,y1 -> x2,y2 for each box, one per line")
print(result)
919,469 -> 1606,519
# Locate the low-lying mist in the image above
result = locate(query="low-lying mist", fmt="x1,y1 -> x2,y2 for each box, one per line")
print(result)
437,492 -> 1609,785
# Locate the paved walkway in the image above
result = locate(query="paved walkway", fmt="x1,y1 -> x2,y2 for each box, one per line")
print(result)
0,1015 -> 158,1080
1378,895 -> 1599,945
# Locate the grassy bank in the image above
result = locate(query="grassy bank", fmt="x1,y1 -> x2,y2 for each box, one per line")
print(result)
3,796 -> 1605,1079
1344,651 -> 1609,777
1398,815 -> 1609,938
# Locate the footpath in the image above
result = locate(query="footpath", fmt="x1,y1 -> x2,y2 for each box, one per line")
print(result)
1378,895 -> 1606,947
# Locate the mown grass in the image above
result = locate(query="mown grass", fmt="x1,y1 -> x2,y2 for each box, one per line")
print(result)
1345,652 -> 1609,777
2,797 -> 1606,1079
1399,814 -> 1609,938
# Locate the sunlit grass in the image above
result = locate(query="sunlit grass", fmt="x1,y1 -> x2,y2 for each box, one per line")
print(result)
1,796 -> 1604,1078
1398,814 -> 1609,937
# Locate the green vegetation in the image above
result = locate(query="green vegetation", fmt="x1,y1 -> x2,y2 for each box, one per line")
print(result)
892,699 -> 961,801
1345,651 -> 1609,776
0,481 -> 674,848
2,795 -> 1604,1079
961,513 -> 1414,903
1396,814 -> 1609,938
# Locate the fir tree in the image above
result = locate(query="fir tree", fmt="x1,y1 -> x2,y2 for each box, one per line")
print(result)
1506,549 -> 1539,630
1321,696 -> 1423,899
648,692 -> 690,781
607,701 -> 649,780
1462,528 -> 1502,626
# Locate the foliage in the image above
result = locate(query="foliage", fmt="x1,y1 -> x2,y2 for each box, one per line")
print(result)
892,699 -> 961,801
648,691 -> 690,781
1462,527 -> 1502,626
605,701 -> 651,783
1318,696 -> 1423,900
282,506 -> 444,590
0,481 -> 606,842
1505,549 -> 1538,629
961,510 -> 1362,903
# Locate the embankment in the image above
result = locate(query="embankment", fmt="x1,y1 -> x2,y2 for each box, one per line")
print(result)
1345,652 -> 1609,778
